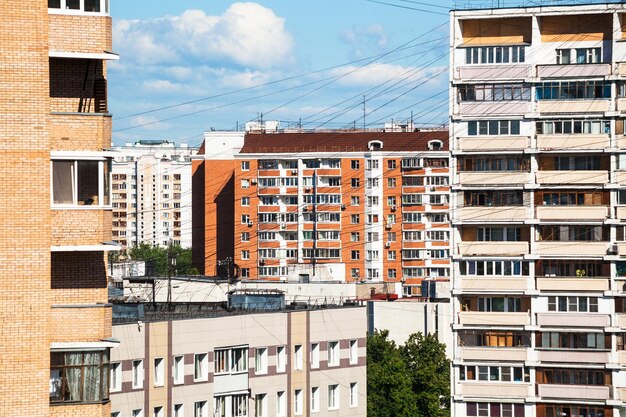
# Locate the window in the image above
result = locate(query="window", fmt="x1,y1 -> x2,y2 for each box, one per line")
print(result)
241,179 -> 250,189
241,268 -> 250,278
241,197 -> 250,206
154,407 -> 164,417
466,403 -> 525,417
132,410 -> 143,417
50,350 -> 110,404
351,232 -> 360,242
349,383 -> 358,407
461,365 -> 529,382
540,332 -> 607,349
350,196 -> 360,206
173,356 -> 184,385
351,250 -> 360,260
351,268 -> 360,279
311,343 -> 320,368
241,214 -> 250,224
241,250 -> 249,260
367,268 -> 380,279
112,412 -> 121,417
52,159 -> 111,207
543,405 -> 604,417
366,178 -> 379,188
548,296 -> 598,312
327,341 -> 339,366
194,353 -> 208,381
328,385 -> 339,410
349,340 -> 358,364
351,160 -> 360,169
48,0 -> 109,14
388,159 -> 397,169
366,250 -> 379,261
110,362 -> 121,392
458,84 -> 531,102
294,345 -> 303,370
536,81 -> 610,100
388,251 -> 397,261
464,45 -> 525,64
241,161 -> 250,171
255,347 -> 268,374
277,346 -> 286,373
174,404 -> 184,417
294,389 -> 303,415
132,359 -> 144,389
460,260 -> 529,276
538,368 -> 606,386
311,387 -> 320,413
458,330 -> 531,348
255,394 -> 267,417
388,178 -> 396,188
351,178 -> 360,188
351,214 -> 360,224
194,401 -> 207,417
154,358 -> 164,387
241,232 -> 250,242
467,120 -> 520,136
277,391 -> 286,417
366,214 -> 379,224
366,159 -> 379,170
233,395 -> 248,417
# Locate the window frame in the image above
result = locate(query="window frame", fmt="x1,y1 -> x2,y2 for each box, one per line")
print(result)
51,158 -> 112,209
50,350 -> 110,405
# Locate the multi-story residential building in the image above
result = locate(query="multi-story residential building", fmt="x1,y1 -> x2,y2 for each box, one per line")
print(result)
193,129 -> 451,294
111,140 -> 196,248
450,2 -> 626,416
0,1 -> 118,415
109,297 -> 366,417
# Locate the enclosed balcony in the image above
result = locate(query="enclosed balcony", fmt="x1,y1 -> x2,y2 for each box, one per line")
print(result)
537,313 -> 610,328
460,382 -> 531,399
536,154 -> 609,185
535,225 -> 610,257
456,207 -> 527,223
459,226 -> 530,257
537,384 -> 610,401
458,295 -> 531,326
537,63 -> 611,79
457,136 -> 529,152
536,81 -> 611,114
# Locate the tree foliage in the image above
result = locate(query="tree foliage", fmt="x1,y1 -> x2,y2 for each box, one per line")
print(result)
128,243 -> 198,276
368,330 -> 450,417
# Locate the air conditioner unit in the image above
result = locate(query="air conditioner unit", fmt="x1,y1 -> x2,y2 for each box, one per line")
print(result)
385,223 -> 393,230
305,187 -> 311,192
247,221 -> 253,227
385,242 -> 391,248
251,179 -> 258,185
259,259 -> 265,265
340,204 -> 346,210
280,223 -> 287,229
391,205 -> 397,212
291,169 -> 298,174
608,244 -> 619,255
302,207 -> 308,212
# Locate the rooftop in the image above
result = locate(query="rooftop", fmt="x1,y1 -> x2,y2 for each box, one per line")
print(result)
239,130 -> 449,154
454,0 -> 626,10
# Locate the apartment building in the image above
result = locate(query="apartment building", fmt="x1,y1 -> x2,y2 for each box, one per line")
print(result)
193,129 -> 451,294
111,140 -> 196,248
109,299 -> 366,417
0,1 -> 118,415
450,2 -> 626,416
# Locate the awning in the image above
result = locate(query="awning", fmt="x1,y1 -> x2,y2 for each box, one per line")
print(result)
49,50 -> 119,61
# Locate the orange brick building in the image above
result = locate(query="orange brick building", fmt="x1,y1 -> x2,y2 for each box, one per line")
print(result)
193,130 -> 450,295
0,1 -> 118,415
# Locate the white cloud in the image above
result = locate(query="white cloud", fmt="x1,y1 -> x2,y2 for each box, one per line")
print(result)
339,24 -> 389,59
330,63 -> 447,87
113,3 -> 294,69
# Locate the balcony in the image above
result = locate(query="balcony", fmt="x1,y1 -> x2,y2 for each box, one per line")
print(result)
460,382 -> 531,399
537,384 -> 610,401
458,242 -> 529,257
615,172 -> 626,185
617,98 -> 626,113
537,100 -> 611,114
51,209 -> 112,247
536,313 -> 610,328
459,347 -> 528,362
535,171 -> 608,185
536,63 -> 611,79
459,277 -> 528,292
536,134 -> 609,150
50,111 -> 111,151
459,312 -> 530,326
536,278 -> 609,292
457,101 -> 530,116
459,172 -> 529,186
538,350 -> 609,364
456,207 -> 527,223
457,136 -> 529,152
535,206 -> 609,221
456,64 -> 532,81
534,242 -> 608,257
48,14 -> 112,56
616,314 -> 626,328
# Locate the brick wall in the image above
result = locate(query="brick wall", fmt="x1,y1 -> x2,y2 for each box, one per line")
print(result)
50,113 -> 111,150
50,306 -> 112,342
51,209 -> 112,246
50,58 -> 105,113
48,14 -> 112,54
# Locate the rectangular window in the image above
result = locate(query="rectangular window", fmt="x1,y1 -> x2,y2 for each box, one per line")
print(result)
241,161 -> 250,171
255,394 -> 267,417
52,159 -> 111,207
194,354 -> 208,381
351,160 -> 360,169
311,343 -> 320,369
311,387 -> 320,413
132,359 -> 144,389
388,178 -> 396,188
232,394 -> 248,417
328,384 -> 340,410
328,341 -> 339,367
294,389 -> 303,415
241,196 -> 250,206
50,350 -> 111,404
110,362 -> 122,392
277,391 -> 286,417
194,401 -> 207,417
173,356 -> 184,385
255,348 -> 268,374
350,382 -> 358,408
294,345 -> 303,370
349,340 -> 358,364
350,196 -> 360,206
241,179 -> 250,189
174,404 -> 184,417
154,358 -> 164,387
132,410 -> 143,417
351,214 -> 360,224
154,407 -> 164,417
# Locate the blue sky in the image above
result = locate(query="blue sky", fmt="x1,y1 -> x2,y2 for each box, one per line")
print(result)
109,1 -> 451,146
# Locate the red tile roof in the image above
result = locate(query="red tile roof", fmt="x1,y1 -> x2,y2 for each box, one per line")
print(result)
239,130 -> 449,154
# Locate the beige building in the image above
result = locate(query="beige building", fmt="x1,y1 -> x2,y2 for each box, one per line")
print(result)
110,301 -> 366,417
450,2 -> 626,417
0,1 -> 118,416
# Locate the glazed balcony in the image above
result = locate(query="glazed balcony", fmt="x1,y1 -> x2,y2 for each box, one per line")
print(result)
536,278 -> 609,292
536,134 -> 609,150
457,101 -> 530,117
536,63 -> 611,79
537,384 -> 610,401
537,100 -> 611,114
459,347 -> 529,362
537,313 -> 610,328
459,172 -> 529,186
456,64 -> 532,81
456,207 -> 527,223
458,242 -> 529,257
460,382 -> 532,399
459,312 -> 530,326
615,172 -> 626,186
534,242 -> 609,257
538,350 -> 609,364
457,136 -> 529,152
459,277 -> 528,292
535,206 -> 609,221
535,171 -> 609,185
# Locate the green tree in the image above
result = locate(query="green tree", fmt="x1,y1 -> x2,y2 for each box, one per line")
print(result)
367,330 -> 419,417
368,330 -> 450,417
128,243 -> 198,276
402,333 -> 451,417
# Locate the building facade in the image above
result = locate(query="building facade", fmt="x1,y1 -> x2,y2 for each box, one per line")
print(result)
0,1 -> 118,415
111,141 -> 196,248
451,3 -> 626,416
194,130 -> 451,294
110,303 -> 367,417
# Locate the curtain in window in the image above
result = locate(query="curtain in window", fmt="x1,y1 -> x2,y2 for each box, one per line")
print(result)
83,352 -> 102,402
65,353 -> 83,402
53,161 -> 74,204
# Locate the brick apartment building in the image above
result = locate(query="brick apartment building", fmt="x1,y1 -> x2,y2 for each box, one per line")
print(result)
0,1 -> 118,415
193,129 -> 451,295
450,1 -> 626,416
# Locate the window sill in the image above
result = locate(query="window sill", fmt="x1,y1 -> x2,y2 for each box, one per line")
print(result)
51,399 -> 110,406
52,205 -> 113,211
48,9 -> 109,17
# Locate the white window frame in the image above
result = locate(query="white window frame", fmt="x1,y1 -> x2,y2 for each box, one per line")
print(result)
132,359 -> 144,389
194,353 -> 208,382
241,161 -> 250,171
255,393 -> 267,417
132,410 -> 144,417
51,158 -> 112,208
328,341 -> 339,367
110,362 -> 122,392
255,347 -> 268,375
48,0 -> 110,15
350,383 -> 358,408
349,340 -> 358,365
328,384 -> 340,410
154,406 -> 164,417
294,345 -> 303,371
154,357 -> 164,387
311,387 -> 320,413
310,343 -> 320,369
277,346 -> 286,373
294,389 -> 303,415
276,391 -> 286,417
194,401 -> 207,417
174,403 -> 184,417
